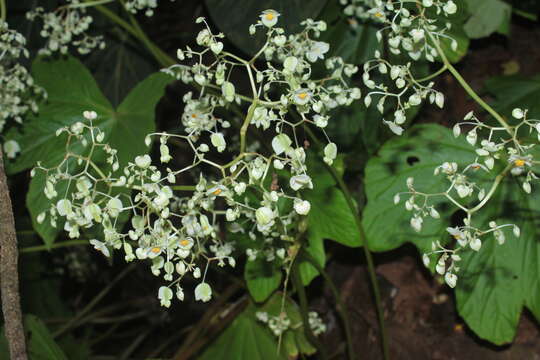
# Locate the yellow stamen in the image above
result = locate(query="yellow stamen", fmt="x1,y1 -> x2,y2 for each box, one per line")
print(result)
514,159 -> 526,167
374,12 -> 383,18
298,92 -> 308,100
265,13 -> 274,21
212,188 -> 222,196
179,239 -> 190,247
151,247 -> 161,254
191,113 -> 198,118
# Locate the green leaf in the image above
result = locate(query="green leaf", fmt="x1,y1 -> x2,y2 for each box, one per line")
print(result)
8,56 -> 171,246
318,0 -> 380,65
197,305 -> 287,360
298,156 -> 362,284
198,295 -> 315,360
0,315 -> 68,360
484,74 -> 540,118
245,258 -> 283,303
362,124 -> 540,344
463,0 -> 512,39
204,0 -> 327,56
362,124 -> 475,252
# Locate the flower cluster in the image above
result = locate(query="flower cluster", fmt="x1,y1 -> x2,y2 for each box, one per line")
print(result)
27,1 -> 105,55
395,108 -> 540,287
34,11 -> 360,306
345,0 -> 457,134
0,20 -> 46,157
124,0 -> 161,17
256,310 -> 326,337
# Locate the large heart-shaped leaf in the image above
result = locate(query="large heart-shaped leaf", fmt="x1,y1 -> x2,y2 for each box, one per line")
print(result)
6,56 -> 171,246
362,124 -> 540,344
299,156 -> 361,285
463,0 -> 512,39
197,294 -> 314,359
245,257 -> 283,303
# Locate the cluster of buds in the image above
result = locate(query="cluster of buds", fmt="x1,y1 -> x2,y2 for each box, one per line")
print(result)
256,310 -> 326,337
395,107 -> 539,287
0,20 -> 46,157
124,0 -> 159,17
347,0 -> 457,135
34,11 -> 361,306
27,0 -> 105,55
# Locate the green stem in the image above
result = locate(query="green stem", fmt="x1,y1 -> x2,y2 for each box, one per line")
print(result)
513,8 -> 538,21
291,261 -> 328,360
20,240 -> 89,254
428,32 -> 512,134
68,0 -> 115,9
171,185 -> 197,191
302,251 -> 354,360
416,64 -> 447,82
0,0 -> 5,21
240,101 -> 258,154
92,3 -> 174,67
304,126 -> 389,360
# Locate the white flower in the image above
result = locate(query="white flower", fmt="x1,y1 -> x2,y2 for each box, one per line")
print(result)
410,216 -> 423,232
106,197 -> 123,217
314,115 -> 328,128
422,254 -> 430,267
3,140 -> 20,159
283,56 -> 299,73
221,81 -> 235,102
470,237 -> 481,251
83,111 -> 97,120
443,1 -> 457,14
306,41 -> 329,62
56,198 -> 72,217
135,154 -> 151,168
158,286 -> 173,307
410,28 -> 425,42
210,132 -> 226,152
90,239 -> 110,257
383,120 -> 404,135
444,273 -> 457,288
290,174 -> 313,191
512,108 -> 525,119
272,134 -> 292,155
194,282 -> 212,302
255,206 -> 274,226
294,199 -> 311,215
160,144 -> 172,163
293,89 -> 312,106
323,142 -> 337,165
260,9 -> 280,27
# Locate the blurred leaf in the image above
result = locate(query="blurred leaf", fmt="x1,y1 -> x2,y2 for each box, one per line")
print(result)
0,315 -> 68,360
463,0 -> 512,39
298,155 -> 361,285
198,294 -> 315,360
432,0 -> 470,63
362,124 -> 540,344
85,29 -> 155,107
6,56 -> 171,247
245,258 -> 283,303
318,0 -> 380,64
204,0 -> 327,56
362,124 -> 476,253
484,74 -> 540,117
197,305 -> 287,360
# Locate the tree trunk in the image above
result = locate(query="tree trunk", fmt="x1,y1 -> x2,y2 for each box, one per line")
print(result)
0,149 -> 27,360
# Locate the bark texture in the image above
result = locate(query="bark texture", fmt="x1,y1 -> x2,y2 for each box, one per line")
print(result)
0,149 -> 27,360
